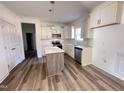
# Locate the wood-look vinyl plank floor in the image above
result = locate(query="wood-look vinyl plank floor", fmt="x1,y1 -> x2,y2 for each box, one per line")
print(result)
0,54 -> 124,91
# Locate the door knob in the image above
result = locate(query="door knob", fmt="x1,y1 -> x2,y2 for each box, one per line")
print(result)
11,48 -> 16,50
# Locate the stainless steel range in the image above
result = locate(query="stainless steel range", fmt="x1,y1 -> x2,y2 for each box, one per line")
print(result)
51,41 -> 63,49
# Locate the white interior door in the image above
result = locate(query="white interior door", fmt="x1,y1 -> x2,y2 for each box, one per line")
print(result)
1,22 -> 12,71
1,21 -> 17,71
0,20 -> 9,83
9,25 -> 17,70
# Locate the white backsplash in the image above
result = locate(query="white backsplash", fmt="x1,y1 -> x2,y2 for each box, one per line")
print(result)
63,39 -> 75,45
83,38 -> 93,47
74,38 -> 93,47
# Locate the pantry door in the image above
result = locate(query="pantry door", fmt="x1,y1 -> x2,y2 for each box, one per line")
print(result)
8,25 -> 17,71
1,21 -> 12,71
0,20 -> 9,82
1,20 -> 17,71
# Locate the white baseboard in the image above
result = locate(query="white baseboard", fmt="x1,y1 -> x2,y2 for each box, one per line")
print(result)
0,72 -> 9,84
93,63 -> 124,81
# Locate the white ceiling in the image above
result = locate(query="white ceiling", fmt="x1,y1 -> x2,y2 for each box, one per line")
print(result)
80,1 -> 104,11
1,1 -> 103,23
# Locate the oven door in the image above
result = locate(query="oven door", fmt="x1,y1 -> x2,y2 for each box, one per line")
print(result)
57,45 -> 62,49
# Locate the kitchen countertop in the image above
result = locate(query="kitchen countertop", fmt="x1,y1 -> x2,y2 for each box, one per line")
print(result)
75,46 -> 83,49
75,45 -> 92,49
44,47 -> 64,54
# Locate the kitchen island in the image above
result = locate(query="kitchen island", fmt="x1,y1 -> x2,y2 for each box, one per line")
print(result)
44,47 -> 64,77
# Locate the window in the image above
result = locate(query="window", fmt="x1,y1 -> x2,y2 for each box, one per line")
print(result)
75,27 -> 83,41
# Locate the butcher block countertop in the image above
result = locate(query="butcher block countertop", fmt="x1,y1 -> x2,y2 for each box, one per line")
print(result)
44,47 -> 64,54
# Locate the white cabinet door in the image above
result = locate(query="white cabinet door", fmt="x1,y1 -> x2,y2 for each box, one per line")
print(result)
56,26 -> 61,34
90,11 -> 97,28
81,48 -> 92,66
51,26 -> 60,34
90,9 -> 101,28
67,26 -> 72,38
64,45 -> 74,58
68,46 -> 74,58
63,26 -> 67,38
101,3 -> 117,25
41,27 -> 48,39
47,28 -> 52,39
90,2 -> 122,28
86,18 -> 93,38
41,27 -> 52,39
63,25 -> 72,39
63,45 -> 68,53
52,29 -> 56,34
41,27 -> 46,39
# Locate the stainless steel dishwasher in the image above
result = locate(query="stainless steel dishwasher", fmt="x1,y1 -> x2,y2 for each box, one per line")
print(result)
74,46 -> 83,65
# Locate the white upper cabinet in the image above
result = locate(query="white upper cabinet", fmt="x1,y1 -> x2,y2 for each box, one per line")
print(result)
41,27 -> 52,39
100,2 -> 122,26
84,17 -> 93,38
41,26 -> 63,39
52,26 -> 61,34
63,25 -> 72,39
90,2 -> 122,29
41,24 -> 73,39
41,27 -> 47,39
47,28 -> 52,39
90,9 -> 101,28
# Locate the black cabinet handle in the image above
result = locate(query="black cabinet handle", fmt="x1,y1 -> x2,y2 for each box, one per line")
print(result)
11,48 -> 16,50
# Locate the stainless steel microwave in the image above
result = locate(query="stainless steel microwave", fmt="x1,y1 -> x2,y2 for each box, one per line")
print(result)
52,34 -> 61,39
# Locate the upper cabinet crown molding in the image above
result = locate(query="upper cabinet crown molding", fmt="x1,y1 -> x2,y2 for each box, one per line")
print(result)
90,1 -> 123,29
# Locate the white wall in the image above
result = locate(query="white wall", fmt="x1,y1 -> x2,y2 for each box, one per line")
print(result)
0,3 -> 25,83
93,24 -> 124,80
92,4 -> 124,80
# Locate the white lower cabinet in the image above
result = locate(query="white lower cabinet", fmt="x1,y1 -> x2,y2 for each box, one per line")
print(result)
64,45 -> 74,58
81,47 -> 92,66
